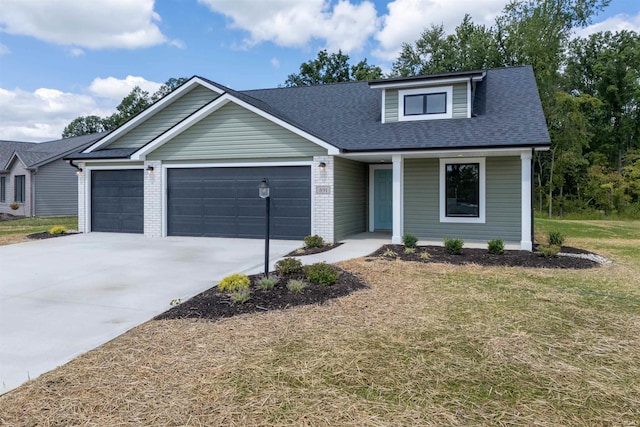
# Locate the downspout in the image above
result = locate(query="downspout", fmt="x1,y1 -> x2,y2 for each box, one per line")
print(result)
69,160 -> 82,173
531,147 -> 535,248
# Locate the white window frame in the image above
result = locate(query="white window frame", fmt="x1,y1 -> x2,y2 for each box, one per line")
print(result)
399,86 -> 453,121
439,157 -> 485,224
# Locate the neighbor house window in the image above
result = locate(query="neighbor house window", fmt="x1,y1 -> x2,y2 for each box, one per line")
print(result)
14,175 -> 25,203
0,176 -> 5,202
399,86 -> 453,121
439,158 -> 485,223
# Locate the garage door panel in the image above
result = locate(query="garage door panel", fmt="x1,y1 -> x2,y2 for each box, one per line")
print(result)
168,166 -> 310,239
91,170 -> 143,234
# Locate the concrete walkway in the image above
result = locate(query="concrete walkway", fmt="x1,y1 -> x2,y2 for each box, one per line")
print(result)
292,232 -> 390,265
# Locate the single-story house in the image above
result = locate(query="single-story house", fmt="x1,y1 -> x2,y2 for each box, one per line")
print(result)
0,133 -> 105,217
67,65 -> 550,250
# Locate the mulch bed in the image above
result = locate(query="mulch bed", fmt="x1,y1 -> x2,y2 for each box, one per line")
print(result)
155,267 -> 368,321
286,242 -> 343,256
370,244 -> 600,269
26,232 -> 79,240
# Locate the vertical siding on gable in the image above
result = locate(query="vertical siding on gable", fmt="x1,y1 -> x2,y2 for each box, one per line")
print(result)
404,157 -> 521,243
452,83 -> 468,118
34,159 -> 80,216
384,89 -> 399,123
108,86 -> 219,149
147,103 -> 328,161
333,157 -> 367,240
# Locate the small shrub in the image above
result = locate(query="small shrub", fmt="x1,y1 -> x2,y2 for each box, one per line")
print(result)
287,279 -> 306,293
487,239 -> 505,255
404,247 -> 416,254
275,257 -> 303,276
444,237 -> 464,255
382,248 -> 398,258
304,234 -> 325,248
305,262 -> 339,285
9,202 -> 19,210
256,276 -> 277,291
548,231 -> 566,247
419,251 -> 431,260
169,298 -> 182,306
402,233 -> 418,248
538,244 -> 560,258
218,273 -> 250,292
48,225 -> 67,235
231,287 -> 251,304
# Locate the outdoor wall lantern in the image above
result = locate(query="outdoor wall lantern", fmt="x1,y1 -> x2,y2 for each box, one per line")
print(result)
76,168 -> 83,176
318,161 -> 326,171
258,178 -> 270,277
146,165 -> 155,174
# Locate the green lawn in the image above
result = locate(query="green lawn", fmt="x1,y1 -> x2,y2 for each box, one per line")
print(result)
0,216 -> 78,244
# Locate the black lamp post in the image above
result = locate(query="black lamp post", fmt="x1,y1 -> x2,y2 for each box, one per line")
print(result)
258,179 -> 270,277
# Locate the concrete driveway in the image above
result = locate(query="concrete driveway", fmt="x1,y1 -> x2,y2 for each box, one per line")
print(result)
0,233 -> 300,394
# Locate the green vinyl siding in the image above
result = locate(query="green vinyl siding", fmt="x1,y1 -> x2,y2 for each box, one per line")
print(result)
162,157 -> 314,165
334,157 -> 367,240
385,84 -> 468,121
452,83 -> 468,118
108,86 -> 218,149
404,157 -> 521,243
147,103 -> 328,161
384,90 -> 398,123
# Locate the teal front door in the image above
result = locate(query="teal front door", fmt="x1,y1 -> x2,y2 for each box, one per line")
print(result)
374,169 -> 392,230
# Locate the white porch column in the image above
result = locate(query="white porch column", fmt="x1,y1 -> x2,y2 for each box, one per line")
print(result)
521,151 -> 533,251
391,154 -> 404,244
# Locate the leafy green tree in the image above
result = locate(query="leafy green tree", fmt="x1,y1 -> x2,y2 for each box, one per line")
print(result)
564,30 -> 640,170
151,77 -> 189,102
285,49 -> 382,86
392,15 -> 500,76
62,115 -> 109,138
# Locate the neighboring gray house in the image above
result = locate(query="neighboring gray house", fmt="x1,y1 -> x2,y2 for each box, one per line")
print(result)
68,66 -> 550,250
0,133 -> 104,217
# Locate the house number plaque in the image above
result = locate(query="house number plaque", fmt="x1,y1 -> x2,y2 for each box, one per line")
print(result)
315,185 -> 331,195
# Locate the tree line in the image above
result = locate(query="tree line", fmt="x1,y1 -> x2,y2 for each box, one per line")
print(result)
64,0 -> 639,218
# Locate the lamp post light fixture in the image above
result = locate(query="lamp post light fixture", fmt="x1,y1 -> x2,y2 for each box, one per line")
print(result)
258,178 -> 270,277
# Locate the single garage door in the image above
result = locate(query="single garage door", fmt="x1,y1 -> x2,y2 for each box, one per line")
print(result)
168,166 -> 311,239
91,169 -> 144,233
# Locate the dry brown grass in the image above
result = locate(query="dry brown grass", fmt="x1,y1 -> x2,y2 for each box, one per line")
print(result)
1,235 -> 639,426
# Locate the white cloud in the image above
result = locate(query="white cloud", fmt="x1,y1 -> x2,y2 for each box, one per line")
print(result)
574,12 -> 640,38
197,0 -> 378,53
270,57 -> 280,68
373,0 -> 508,61
89,76 -> 163,100
169,39 -> 186,49
0,0 -> 166,49
0,43 -> 10,55
67,48 -> 85,57
0,87 -> 115,141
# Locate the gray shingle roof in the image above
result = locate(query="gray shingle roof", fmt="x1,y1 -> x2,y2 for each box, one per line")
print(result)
73,65 -> 549,161
0,132 -> 107,170
241,65 -> 550,152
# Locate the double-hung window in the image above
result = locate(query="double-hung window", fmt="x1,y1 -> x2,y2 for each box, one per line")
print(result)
439,158 -> 485,223
0,176 -> 5,203
14,175 -> 25,203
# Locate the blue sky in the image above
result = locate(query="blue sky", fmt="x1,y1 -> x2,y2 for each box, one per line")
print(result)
0,0 -> 638,141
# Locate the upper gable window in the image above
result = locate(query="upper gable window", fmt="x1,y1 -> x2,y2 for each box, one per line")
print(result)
398,86 -> 453,121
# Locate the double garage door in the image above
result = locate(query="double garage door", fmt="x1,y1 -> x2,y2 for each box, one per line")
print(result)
91,167 -> 311,239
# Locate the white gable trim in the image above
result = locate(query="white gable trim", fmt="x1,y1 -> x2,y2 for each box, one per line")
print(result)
370,73 -> 485,90
131,93 -> 339,160
82,77 -> 224,153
